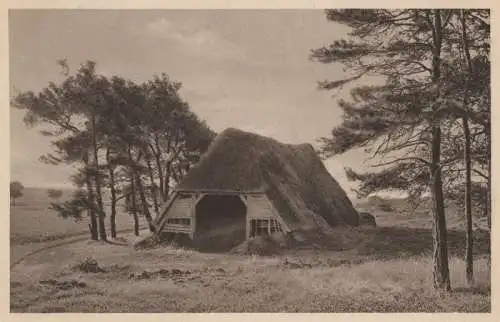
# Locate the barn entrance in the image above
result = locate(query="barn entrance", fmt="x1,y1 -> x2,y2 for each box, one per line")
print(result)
194,194 -> 247,252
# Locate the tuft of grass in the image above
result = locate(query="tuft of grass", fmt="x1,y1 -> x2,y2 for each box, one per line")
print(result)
73,257 -> 107,273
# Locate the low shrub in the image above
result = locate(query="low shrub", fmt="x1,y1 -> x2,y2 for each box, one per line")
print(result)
73,257 -> 106,273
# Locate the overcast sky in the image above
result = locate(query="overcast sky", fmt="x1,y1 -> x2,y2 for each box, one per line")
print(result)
9,9 -> 368,192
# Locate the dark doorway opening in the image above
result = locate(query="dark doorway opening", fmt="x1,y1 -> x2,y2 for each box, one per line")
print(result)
194,194 -> 247,252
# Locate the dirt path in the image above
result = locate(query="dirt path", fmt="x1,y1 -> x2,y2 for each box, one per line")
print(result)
10,227 -> 148,269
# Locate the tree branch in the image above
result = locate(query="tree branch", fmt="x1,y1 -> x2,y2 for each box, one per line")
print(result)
370,156 -> 431,168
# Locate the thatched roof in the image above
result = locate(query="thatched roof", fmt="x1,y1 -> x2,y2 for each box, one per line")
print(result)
176,128 -> 279,192
174,128 -> 359,228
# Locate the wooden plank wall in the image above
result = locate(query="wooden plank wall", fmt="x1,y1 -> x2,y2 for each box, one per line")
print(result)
167,196 -> 195,219
163,194 -> 196,238
246,194 -> 290,237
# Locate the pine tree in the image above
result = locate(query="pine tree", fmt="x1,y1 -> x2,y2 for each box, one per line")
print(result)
311,9 -> 455,291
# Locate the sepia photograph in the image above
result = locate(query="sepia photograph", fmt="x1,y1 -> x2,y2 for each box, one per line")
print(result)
8,8 -> 491,313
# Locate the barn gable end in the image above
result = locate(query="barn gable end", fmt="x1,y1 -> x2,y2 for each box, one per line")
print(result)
157,193 -> 197,238
245,194 -> 291,238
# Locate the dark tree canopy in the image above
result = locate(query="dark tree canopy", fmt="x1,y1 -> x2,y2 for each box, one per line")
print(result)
12,60 -> 215,239
47,188 -> 64,200
10,181 -> 25,206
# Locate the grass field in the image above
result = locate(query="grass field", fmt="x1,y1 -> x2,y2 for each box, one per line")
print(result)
10,187 -> 491,312
10,187 -> 141,246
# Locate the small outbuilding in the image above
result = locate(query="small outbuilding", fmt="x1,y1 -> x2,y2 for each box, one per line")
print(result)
152,128 -> 359,251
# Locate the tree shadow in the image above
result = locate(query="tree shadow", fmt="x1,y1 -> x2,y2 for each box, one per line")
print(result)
353,226 -> 491,260
105,239 -> 129,246
454,285 -> 491,296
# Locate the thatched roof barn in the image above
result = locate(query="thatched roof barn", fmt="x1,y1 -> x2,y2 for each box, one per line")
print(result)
153,128 -> 359,251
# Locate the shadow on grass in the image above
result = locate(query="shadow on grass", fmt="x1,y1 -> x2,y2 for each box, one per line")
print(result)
355,226 -> 491,260
105,239 -> 129,246
454,285 -> 491,296
136,224 -> 491,263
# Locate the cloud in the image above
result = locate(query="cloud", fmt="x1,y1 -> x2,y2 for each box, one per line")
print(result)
143,17 -> 247,61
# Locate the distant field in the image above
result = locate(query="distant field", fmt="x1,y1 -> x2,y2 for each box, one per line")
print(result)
10,187 -> 146,245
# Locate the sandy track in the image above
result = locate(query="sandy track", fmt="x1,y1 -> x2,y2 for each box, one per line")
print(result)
10,227 -> 148,269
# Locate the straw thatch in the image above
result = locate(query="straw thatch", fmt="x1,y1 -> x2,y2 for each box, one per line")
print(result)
171,128 -> 359,231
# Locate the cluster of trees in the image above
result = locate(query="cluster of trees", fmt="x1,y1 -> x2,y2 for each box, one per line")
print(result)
12,61 -> 215,241
10,183 -> 64,205
47,188 -> 63,200
10,181 -> 24,207
311,9 -> 490,291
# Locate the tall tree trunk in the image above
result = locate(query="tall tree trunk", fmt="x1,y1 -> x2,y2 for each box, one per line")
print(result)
84,158 -> 99,241
460,9 -> 474,286
91,113 -> 107,241
430,125 -> 451,292
126,147 -> 155,233
134,173 -> 156,233
145,152 -> 160,215
487,158 -> 491,231
486,112 -> 491,233
129,173 -> 140,237
164,161 -> 172,201
153,134 -> 165,202
106,148 -> 118,239
487,154 -> 491,267
485,101 -> 491,268
87,197 -> 99,240
95,192 -> 107,241
462,116 -> 473,285
430,9 -> 451,292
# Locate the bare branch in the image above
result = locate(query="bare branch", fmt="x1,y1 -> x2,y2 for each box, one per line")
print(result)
371,156 -> 431,168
